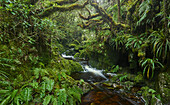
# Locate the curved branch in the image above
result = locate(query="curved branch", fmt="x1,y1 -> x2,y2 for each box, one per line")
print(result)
85,7 -> 91,16
90,2 -> 129,29
39,0 -> 89,18
79,13 -> 100,20
55,0 -> 79,5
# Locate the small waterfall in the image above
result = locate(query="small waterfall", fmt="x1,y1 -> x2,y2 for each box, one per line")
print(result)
62,54 -> 107,81
62,54 -> 75,60
84,65 -> 107,80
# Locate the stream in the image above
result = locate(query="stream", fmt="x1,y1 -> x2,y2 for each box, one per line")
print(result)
62,54 -> 145,105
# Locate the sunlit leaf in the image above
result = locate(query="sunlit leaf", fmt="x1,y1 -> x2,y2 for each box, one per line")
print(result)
43,95 -> 52,105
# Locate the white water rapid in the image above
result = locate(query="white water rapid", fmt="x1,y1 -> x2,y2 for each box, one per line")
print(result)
62,54 -> 107,80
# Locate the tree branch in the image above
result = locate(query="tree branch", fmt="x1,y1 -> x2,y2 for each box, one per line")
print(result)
39,0 -> 89,18
79,13 -> 100,20
90,2 -> 129,29
55,0 -> 79,5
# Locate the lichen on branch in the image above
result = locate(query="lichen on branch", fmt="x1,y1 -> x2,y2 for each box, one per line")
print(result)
78,1 -> 129,33
55,0 -> 79,5
39,0 -> 89,18
79,13 -> 100,20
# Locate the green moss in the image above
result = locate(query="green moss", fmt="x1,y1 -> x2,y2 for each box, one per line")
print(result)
134,73 -> 144,83
74,52 -> 80,58
48,57 -> 83,75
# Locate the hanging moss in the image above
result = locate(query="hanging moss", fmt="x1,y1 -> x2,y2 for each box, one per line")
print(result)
39,0 -> 89,18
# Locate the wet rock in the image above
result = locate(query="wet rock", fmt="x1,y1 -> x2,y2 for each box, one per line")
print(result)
157,72 -> 170,103
81,89 -> 144,105
102,82 -> 123,89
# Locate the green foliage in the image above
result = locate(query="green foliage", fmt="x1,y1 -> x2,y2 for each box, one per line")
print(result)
138,86 -> 161,105
0,67 -> 83,105
109,31 -> 129,50
43,95 -> 52,105
140,58 -> 164,79
119,74 -> 128,82
149,30 -> 170,60
134,72 -> 144,83
137,0 -> 152,25
125,35 -> 143,50
110,65 -> 120,73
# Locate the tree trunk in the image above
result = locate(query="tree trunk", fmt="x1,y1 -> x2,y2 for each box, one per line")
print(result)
117,0 -> 121,22
163,0 -> 168,35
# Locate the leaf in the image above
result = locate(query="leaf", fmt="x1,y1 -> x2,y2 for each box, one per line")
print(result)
0,95 -> 11,105
148,89 -> 156,93
141,59 -> 148,67
0,6 -> 3,9
0,90 -> 10,94
57,88 -> 67,105
40,82 -> 46,98
20,87 -> 32,104
119,75 -> 127,82
43,95 -> 52,105
69,87 -> 81,102
58,73 -> 61,81
143,65 -> 148,76
52,97 -> 57,105
45,78 -> 54,92
30,80 -> 38,89
14,96 -> 20,105
11,89 -> 18,101
147,66 -> 150,79
61,72 -> 66,79
68,96 -> 74,105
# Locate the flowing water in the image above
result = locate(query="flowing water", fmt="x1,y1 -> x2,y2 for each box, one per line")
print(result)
62,54 -> 108,82
62,54 -> 145,105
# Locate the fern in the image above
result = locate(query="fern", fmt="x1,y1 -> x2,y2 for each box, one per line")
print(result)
33,68 -> 49,79
42,77 -> 55,92
119,75 -> 128,82
43,95 -> 52,105
51,97 -> 58,105
137,0 -> 152,25
57,88 -> 67,105
20,87 -> 32,104
0,70 -> 9,79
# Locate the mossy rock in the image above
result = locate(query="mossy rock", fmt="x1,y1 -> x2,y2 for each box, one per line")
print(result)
49,57 -> 83,75
157,72 -> 170,103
